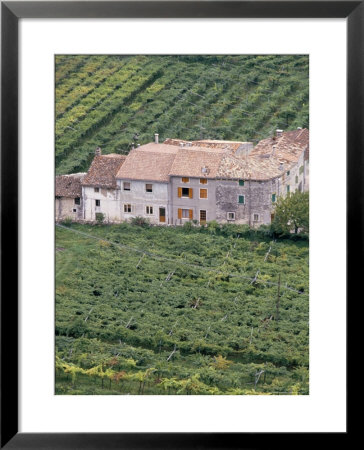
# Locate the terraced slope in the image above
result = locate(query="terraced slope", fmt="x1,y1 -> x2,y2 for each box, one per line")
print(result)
55,55 -> 309,174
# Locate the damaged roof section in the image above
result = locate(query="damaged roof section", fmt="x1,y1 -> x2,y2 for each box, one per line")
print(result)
217,154 -> 288,181
164,138 -> 244,152
56,173 -> 86,198
82,154 -> 126,189
250,128 -> 309,164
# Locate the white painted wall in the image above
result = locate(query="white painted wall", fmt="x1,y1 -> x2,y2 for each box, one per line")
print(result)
82,186 -> 121,222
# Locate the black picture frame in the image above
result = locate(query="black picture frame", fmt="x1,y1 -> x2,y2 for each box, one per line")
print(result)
1,1 -> 357,448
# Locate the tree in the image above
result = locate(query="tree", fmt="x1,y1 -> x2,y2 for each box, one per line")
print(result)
272,191 -> 309,235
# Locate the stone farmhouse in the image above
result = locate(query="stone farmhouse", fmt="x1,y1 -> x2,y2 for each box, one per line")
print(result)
55,128 -> 309,226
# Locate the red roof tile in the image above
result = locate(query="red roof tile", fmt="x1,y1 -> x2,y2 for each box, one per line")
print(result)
82,154 -> 126,188
56,173 -> 86,198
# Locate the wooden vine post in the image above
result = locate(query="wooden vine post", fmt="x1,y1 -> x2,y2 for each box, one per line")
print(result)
276,273 -> 281,321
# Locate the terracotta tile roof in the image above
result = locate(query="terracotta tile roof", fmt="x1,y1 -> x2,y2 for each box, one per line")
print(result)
169,147 -> 226,178
116,144 -> 179,182
216,129 -> 308,180
115,130 -> 308,183
250,128 -> 309,164
217,154 -> 286,181
82,154 -> 126,188
56,173 -> 86,198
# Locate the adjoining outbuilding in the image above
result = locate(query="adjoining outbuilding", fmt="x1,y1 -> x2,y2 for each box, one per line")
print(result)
55,173 -> 86,221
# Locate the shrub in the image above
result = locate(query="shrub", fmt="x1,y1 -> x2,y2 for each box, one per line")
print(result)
182,221 -> 193,231
130,216 -> 150,227
95,213 -> 105,224
61,217 -> 73,227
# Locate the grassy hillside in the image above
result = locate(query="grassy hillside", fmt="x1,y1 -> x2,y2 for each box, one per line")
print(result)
55,55 -> 309,175
55,222 -> 309,395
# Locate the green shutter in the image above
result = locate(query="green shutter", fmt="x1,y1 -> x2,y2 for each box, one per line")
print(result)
238,195 -> 245,204
239,180 -> 244,186
272,193 -> 276,203
287,185 -> 290,193
287,170 -> 290,176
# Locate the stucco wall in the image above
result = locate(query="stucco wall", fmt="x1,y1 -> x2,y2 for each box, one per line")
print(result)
117,179 -> 169,225
170,176 -> 217,225
55,197 -> 83,221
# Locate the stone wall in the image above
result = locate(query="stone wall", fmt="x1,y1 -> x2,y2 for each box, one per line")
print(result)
215,179 -> 277,226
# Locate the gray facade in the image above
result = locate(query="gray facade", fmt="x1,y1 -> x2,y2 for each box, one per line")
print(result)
170,176 -> 217,225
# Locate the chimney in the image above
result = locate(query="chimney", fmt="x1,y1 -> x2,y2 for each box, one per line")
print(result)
276,129 -> 283,138
154,133 -> 159,144
95,147 -> 102,156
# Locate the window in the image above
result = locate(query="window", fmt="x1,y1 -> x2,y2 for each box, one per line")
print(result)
123,182 -> 130,191
95,199 -> 100,207
124,204 -> 132,213
272,193 -> 276,203
73,209 -> 77,213
200,178 -> 207,184
178,187 -> 193,198
200,189 -> 208,199
286,170 -> 290,176
146,206 -> 153,215
178,208 -> 193,219
74,197 -> 80,205
200,210 -> 207,224
182,177 -> 189,183
253,214 -> 259,222
287,185 -> 290,193
299,165 -> 304,175
145,184 -> 153,193
295,175 -> 299,184
227,212 -> 235,221
239,180 -> 244,186
238,195 -> 245,204
94,187 -> 99,193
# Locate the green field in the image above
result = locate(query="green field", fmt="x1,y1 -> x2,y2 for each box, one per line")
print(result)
55,222 -> 309,395
55,55 -> 309,175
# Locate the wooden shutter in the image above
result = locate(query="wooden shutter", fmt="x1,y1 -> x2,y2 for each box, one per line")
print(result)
189,209 -> 193,220
178,208 -> 182,219
178,187 -> 182,198
189,188 -> 193,199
